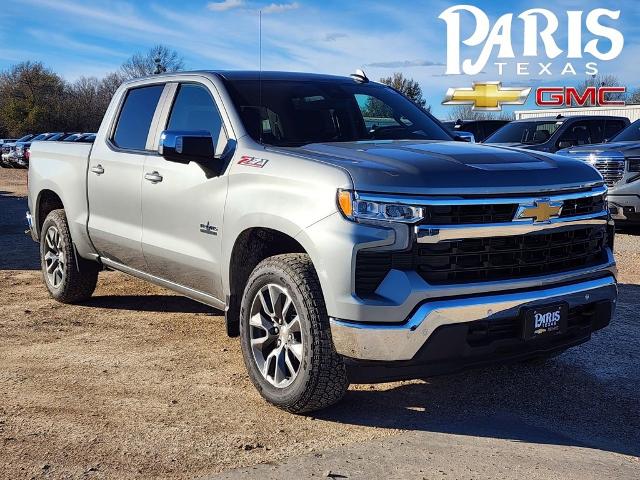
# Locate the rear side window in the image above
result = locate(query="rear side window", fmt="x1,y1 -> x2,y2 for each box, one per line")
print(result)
604,120 -> 626,141
113,85 -> 164,150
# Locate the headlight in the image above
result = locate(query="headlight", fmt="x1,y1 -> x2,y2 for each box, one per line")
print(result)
628,157 -> 640,173
337,190 -> 423,223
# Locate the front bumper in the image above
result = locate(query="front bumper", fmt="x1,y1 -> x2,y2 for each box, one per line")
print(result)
330,275 -> 617,364
608,194 -> 640,223
26,210 -> 38,242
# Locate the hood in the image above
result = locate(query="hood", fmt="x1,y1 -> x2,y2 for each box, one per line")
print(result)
558,140 -> 640,155
283,140 -> 602,195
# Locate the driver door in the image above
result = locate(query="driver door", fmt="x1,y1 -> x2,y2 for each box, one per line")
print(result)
140,81 -> 230,299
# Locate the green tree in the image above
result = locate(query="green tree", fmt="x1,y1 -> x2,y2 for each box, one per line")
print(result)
120,45 -> 184,80
0,61 -> 66,136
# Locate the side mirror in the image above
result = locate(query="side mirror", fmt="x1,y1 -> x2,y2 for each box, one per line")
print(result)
453,131 -> 475,143
158,130 -> 215,164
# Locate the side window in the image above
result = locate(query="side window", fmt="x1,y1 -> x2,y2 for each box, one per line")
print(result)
557,120 -> 592,147
604,120 -> 626,141
112,85 -> 164,150
167,84 -> 225,146
587,120 -> 604,144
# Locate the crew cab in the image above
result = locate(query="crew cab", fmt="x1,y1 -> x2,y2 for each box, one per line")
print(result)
558,119 -> 640,225
27,71 -> 618,412
484,115 -> 629,153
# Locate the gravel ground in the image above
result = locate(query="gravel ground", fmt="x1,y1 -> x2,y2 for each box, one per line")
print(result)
0,168 -> 638,479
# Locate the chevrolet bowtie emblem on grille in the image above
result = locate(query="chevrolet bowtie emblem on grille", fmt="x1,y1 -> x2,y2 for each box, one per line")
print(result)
442,82 -> 531,111
516,200 -> 563,223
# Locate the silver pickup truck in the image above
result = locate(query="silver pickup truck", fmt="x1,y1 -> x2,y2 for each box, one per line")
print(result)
27,71 -> 617,413
558,119 -> 640,225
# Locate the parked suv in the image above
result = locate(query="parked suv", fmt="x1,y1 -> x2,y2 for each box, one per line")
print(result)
558,119 -> 640,225
27,71 -> 617,412
484,115 -> 629,153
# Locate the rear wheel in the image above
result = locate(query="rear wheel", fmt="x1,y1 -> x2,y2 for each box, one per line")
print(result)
40,209 -> 99,303
240,254 -> 349,413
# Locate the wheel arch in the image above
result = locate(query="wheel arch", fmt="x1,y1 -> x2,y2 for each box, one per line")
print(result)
225,226 -> 319,337
35,189 -> 64,238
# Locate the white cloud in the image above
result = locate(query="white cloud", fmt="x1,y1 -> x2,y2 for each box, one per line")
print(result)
207,0 -> 244,11
262,2 -> 299,14
366,60 -> 445,68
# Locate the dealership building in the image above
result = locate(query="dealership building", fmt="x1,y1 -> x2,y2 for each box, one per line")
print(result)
515,104 -> 640,122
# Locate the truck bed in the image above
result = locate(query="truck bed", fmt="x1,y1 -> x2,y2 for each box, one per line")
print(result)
28,141 -> 95,258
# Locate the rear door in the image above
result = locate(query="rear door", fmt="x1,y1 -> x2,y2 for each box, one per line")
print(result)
140,80 -> 231,298
87,83 -> 167,270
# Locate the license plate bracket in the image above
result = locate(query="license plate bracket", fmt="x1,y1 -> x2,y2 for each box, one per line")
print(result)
522,303 -> 568,339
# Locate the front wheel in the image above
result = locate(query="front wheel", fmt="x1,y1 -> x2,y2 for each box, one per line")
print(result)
40,209 -> 99,303
239,254 -> 349,413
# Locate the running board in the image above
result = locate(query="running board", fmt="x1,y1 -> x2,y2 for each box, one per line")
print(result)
99,257 -> 226,311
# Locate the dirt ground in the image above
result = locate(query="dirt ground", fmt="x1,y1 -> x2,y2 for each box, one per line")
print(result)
1,168 -> 639,479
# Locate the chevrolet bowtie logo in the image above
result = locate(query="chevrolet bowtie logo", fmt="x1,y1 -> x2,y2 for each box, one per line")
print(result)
442,82 -> 531,111
516,200 -> 563,223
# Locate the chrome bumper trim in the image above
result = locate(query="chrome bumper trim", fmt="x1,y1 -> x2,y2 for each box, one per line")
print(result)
416,213 -> 609,243
330,276 -> 617,361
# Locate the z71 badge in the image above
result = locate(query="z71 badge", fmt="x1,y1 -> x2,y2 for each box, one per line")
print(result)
238,155 -> 269,168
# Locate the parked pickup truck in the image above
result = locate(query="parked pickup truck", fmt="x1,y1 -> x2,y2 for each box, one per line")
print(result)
484,115 -> 629,153
27,71 -> 618,413
558,119 -> 640,225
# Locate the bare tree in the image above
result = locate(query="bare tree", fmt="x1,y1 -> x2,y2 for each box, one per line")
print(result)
120,45 -> 185,80
379,72 -> 429,110
63,73 -> 125,132
628,87 -> 640,104
576,74 -> 626,106
446,104 -> 513,121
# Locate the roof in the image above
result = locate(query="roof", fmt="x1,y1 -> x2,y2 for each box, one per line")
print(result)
121,70 -> 366,87
212,70 -> 356,83
511,115 -> 627,122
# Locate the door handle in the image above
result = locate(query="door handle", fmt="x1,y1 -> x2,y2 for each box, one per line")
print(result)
91,164 -> 104,175
144,171 -> 163,183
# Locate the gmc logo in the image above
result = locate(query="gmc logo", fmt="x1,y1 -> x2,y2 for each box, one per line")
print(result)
535,86 -> 626,107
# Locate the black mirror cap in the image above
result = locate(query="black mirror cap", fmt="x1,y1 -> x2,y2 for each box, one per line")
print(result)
159,130 -> 215,163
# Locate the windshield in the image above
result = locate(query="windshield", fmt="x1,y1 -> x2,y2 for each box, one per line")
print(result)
485,121 -> 562,144
16,134 -> 34,142
612,119 -> 640,142
223,79 -> 452,147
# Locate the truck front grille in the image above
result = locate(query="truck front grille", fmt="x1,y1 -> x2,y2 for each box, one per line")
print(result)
355,225 -> 608,296
559,194 -> 606,217
417,193 -> 605,225
560,152 -> 626,187
421,204 -> 517,225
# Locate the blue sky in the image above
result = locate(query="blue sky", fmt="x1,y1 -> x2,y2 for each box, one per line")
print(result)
1,0 -> 638,117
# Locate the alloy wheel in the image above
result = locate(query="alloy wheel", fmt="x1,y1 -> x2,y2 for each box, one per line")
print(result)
249,284 -> 303,388
44,226 -> 65,288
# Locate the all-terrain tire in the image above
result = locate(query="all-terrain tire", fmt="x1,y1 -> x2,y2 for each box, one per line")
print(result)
40,209 -> 99,303
239,253 -> 349,413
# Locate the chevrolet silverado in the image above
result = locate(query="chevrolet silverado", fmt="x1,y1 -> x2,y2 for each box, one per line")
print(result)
27,71 -> 618,412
